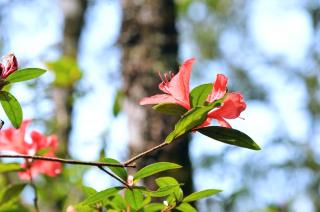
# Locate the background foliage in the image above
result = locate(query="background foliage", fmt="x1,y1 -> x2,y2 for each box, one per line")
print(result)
0,0 -> 319,211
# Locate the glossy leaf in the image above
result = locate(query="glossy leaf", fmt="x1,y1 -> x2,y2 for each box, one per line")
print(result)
80,187 -> 122,206
183,189 -> 222,203
124,188 -> 144,210
156,177 -> 183,201
145,184 -> 180,197
165,101 -> 221,143
82,186 -> 97,197
134,162 -> 181,181
198,126 -> 261,150
0,163 -> 22,173
176,203 -> 197,212
153,103 -> 188,116
190,83 -> 212,107
108,194 -> 126,211
143,203 -> 164,212
101,158 -> 127,180
6,68 -> 46,83
0,184 -> 26,206
0,91 -> 22,128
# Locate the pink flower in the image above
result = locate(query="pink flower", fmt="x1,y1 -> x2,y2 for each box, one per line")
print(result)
139,58 -> 247,129
0,120 -> 62,180
206,92 -> 247,128
0,53 -> 18,79
139,58 -> 195,110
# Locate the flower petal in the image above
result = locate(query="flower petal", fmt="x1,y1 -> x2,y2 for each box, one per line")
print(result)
207,74 -> 228,102
208,92 -> 246,119
139,94 -> 178,105
165,58 -> 195,109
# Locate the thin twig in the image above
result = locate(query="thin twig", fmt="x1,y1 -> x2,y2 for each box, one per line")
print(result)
98,166 -> 130,188
124,142 -> 168,166
0,154 -> 135,168
28,164 -> 39,212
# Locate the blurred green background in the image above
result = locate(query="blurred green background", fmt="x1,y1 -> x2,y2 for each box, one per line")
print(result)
0,0 -> 319,211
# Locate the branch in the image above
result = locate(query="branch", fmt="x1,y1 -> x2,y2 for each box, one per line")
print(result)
0,154 -> 135,168
98,166 -> 130,188
124,142 -> 168,166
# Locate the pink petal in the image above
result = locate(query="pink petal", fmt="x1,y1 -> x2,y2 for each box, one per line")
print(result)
208,92 -> 246,119
215,116 -> 232,128
139,94 -> 178,105
166,58 -> 195,109
207,74 -> 228,102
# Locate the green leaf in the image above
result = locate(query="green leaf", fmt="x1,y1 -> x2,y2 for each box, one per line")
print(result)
190,83 -> 212,107
124,188 -> 144,210
176,203 -> 197,212
198,126 -> 261,150
82,186 -> 97,197
155,177 -> 183,202
0,184 -> 26,206
145,184 -> 180,197
80,187 -> 122,206
101,158 -> 128,181
182,189 -> 222,203
46,56 -> 82,87
36,147 -> 51,156
152,103 -> 188,116
134,162 -> 182,181
165,101 -> 221,143
109,194 -> 126,210
0,163 -> 22,173
113,90 -> 124,117
0,91 -> 22,128
143,203 -> 164,212
6,68 -> 46,83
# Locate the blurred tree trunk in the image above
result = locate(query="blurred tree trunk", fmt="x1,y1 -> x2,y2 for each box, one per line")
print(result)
119,0 -> 194,194
54,0 -> 87,157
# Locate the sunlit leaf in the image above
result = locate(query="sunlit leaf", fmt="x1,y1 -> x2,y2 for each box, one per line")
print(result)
0,91 -> 22,128
101,158 -> 128,181
153,103 -> 188,116
46,56 -> 82,87
82,186 -> 97,197
176,202 -> 197,212
113,89 -> 124,117
0,163 -> 22,174
6,68 -> 46,83
182,189 -> 222,203
124,188 -> 144,210
190,83 -> 212,107
165,100 -> 222,143
134,162 -> 182,181
143,203 -> 164,212
198,126 -> 261,150
156,177 -> 183,201
0,184 -> 27,206
80,187 -> 122,206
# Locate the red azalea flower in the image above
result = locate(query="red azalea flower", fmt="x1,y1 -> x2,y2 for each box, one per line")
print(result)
199,74 -> 246,128
207,92 -> 247,128
0,120 -> 62,180
139,58 -> 247,129
139,58 -> 195,110
0,53 -> 18,79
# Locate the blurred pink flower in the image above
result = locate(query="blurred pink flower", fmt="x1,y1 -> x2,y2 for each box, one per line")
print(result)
0,120 -> 62,180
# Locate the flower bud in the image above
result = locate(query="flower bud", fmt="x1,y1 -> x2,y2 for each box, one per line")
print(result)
1,53 -> 18,79
127,175 -> 134,187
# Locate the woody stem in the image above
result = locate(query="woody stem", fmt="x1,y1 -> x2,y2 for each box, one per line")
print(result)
0,154 -> 135,168
124,142 -> 168,166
